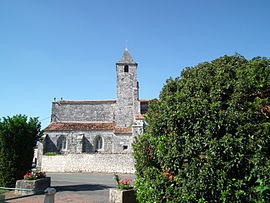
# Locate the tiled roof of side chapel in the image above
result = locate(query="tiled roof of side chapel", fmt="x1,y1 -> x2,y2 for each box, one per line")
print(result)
44,122 -> 115,131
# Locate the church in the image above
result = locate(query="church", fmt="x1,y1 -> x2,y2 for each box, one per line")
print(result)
43,49 -> 149,154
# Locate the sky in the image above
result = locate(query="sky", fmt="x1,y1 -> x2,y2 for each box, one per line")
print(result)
0,0 -> 270,129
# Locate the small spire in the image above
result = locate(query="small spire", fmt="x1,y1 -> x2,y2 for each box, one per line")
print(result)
118,48 -> 136,64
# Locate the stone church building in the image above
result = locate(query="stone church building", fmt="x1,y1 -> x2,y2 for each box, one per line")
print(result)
43,49 -> 149,154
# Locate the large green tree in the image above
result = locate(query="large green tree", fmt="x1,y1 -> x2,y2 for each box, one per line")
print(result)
0,115 -> 41,187
133,55 -> 270,202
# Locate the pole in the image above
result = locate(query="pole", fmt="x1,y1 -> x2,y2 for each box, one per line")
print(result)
44,187 -> 56,203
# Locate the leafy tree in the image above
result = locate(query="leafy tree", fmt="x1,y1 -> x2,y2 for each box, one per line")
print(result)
0,115 -> 41,187
133,54 -> 270,202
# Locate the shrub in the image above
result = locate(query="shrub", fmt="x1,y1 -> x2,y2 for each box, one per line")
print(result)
0,115 -> 41,187
133,55 -> 270,202
44,152 -> 58,156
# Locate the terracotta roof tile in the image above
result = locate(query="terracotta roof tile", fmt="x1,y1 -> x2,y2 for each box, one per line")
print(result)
113,128 -> 132,134
44,122 -> 115,131
134,115 -> 144,120
139,99 -> 151,103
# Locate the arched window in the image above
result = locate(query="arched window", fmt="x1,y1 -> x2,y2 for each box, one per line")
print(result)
95,136 -> 103,150
57,135 -> 67,152
82,137 -> 93,153
124,65 -> 129,72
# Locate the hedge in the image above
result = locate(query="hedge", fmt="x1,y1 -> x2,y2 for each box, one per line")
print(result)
133,55 -> 270,202
0,115 -> 41,187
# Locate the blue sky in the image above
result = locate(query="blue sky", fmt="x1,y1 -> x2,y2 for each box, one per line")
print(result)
0,0 -> 270,128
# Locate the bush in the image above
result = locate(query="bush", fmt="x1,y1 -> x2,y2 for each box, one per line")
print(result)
0,115 -> 41,187
133,55 -> 270,202
44,152 -> 58,156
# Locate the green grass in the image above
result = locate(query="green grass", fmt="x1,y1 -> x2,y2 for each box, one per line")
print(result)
0,189 -> 6,194
44,152 -> 59,156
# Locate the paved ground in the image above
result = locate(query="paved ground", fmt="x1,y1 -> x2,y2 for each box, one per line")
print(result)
4,173 -> 136,203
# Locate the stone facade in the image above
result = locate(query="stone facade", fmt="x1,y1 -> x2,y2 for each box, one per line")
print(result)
51,101 -> 116,123
43,49 -> 149,155
41,154 -> 135,173
44,128 -> 135,154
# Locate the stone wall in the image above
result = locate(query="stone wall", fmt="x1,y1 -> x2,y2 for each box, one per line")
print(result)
115,61 -> 140,128
52,101 -> 116,123
41,153 -> 135,173
44,130 -> 134,154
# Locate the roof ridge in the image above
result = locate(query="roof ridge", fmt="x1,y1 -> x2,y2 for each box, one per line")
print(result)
55,100 -> 116,104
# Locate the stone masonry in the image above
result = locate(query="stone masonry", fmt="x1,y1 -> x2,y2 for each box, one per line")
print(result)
41,154 -> 135,173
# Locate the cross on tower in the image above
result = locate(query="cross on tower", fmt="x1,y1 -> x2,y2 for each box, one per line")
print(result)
125,40 -> 128,50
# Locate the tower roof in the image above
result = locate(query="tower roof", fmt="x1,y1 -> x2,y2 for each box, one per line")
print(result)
118,48 -> 136,64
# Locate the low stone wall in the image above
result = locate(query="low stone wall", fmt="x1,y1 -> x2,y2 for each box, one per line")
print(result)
41,153 -> 135,173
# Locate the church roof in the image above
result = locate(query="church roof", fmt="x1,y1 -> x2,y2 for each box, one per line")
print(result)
44,122 -> 133,134
44,122 -> 115,131
52,100 -> 149,104
118,48 -> 136,64
54,100 -> 116,104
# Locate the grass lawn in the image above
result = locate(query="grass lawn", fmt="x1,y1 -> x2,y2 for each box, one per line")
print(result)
0,189 -> 6,194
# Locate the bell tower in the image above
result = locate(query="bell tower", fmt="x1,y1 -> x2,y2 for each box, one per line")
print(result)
115,48 -> 140,128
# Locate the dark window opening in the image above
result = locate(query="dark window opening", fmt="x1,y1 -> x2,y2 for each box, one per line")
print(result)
57,135 -> 67,151
124,65 -> 129,72
95,136 -> 103,150
123,145 -> 128,150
